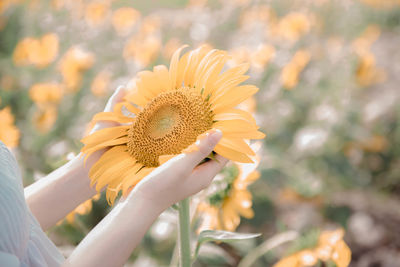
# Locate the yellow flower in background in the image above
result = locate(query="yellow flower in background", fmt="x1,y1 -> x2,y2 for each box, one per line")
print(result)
315,229 -> 351,267
0,0 -> 21,14
358,0 -> 400,9
64,194 -> 101,224
33,106 -> 58,133
251,44 -> 275,70
13,33 -> 59,68
198,155 -> 260,231
91,70 -> 111,97
81,46 -> 265,204
163,38 -> 183,60
360,135 -> 388,153
355,51 -> 386,87
273,229 -> 351,267
351,25 -> 386,87
278,187 -> 323,206
59,47 -> 95,92
239,5 -> 276,27
352,25 -> 385,87
84,2 -> 109,27
123,34 -> 161,67
352,25 -> 381,55
139,15 -> 161,35
345,135 -> 388,156
187,0 -> 208,7
230,44 -> 275,70
277,12 -> 311,42
281,49 -> 311,89
228,46 -> 250,66
30,83 -> 64,133
29,83 -> 64,106
51,0 -> 65,10
274,250 -> 318,267
0,107 -> 20,148
112,7 -> 140,35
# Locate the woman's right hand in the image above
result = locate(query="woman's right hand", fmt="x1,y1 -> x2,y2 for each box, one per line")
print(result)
126,129 -> 228,212
64,129 -> 227,267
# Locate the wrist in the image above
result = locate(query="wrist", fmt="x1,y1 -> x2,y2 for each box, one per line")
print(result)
126,187 -> 167,217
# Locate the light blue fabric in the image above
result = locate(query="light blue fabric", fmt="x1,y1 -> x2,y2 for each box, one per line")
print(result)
0,142 -> 64,267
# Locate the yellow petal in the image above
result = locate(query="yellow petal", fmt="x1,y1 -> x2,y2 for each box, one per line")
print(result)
136,70 -> 161,100
235,203 -> 254,218
214,119 -> 257,132
213,108 -> 256,124
169,45 -> 188,89
82,136 -> 129,160
175,51 -> 190,88
332,241 -> 351,267
183,46 -> 211,87
113,102 -> 140,115
210,75 -> 250,105
218,137 -> 256,156
204,54 -> 228,96
222,202 -> 240,231
211,63 -> 249,97
90,150 -> 131,185
212,85 -> 259,113
193,50 -> 224,90
105,188 -> 119,205
92,112 -> 133,124
122,166 -> 155,192
153,65 -> 172,91
124,85 -> 149,107
223,130 -> 265,139
94,155 -> 135,191
81,125 -> 129,145
273,254 -> 300,267
89,146 -> 129,184
201,54 -> 229,95
214,144 -> 253,163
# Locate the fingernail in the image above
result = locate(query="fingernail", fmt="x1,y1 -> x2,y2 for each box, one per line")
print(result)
209,129 -> 222,145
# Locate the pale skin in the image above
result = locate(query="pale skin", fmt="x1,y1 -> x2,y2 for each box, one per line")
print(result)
24,87 -> 228,267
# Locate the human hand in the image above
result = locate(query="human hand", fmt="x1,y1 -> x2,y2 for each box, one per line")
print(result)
83,86 -> 126,167
89,86 -> 126,133
126,129 -> 228,212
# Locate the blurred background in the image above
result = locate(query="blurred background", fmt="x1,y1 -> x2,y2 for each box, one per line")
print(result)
1,0 -> 400,266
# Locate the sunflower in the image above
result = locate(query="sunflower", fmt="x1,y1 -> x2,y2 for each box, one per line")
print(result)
197,153 -> 260,232
273,229 -> 351,267
64,194 -> 101,224
81,46 -> 265,205
0,106 -> 20,148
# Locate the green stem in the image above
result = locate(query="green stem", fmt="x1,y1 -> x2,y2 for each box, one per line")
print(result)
169,244 -> 179,267
178,198 -> 191,267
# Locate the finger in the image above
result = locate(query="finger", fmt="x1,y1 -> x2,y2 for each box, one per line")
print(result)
180,129 -> 223,169
91,86 -> 127,133
104,86 -> 126,112
187,154 -> 229,191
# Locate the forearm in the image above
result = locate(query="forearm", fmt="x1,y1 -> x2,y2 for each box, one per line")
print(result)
63,190 -> 162,267
24,153 -> 98,230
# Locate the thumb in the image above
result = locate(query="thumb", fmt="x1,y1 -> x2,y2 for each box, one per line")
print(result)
181,129 -> 223,168
104,86 -> 126,112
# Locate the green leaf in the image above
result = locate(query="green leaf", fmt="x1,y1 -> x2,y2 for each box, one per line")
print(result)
193,230 -> 261,261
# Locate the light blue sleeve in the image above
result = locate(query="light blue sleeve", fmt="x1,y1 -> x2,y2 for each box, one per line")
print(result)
0,142 -> 64,267
0,251 -> 20,267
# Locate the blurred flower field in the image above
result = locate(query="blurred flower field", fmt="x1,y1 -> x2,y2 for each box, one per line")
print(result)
1,0 -> 400,266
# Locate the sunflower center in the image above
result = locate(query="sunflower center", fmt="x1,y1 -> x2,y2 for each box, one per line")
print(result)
127,88 -> 214,167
